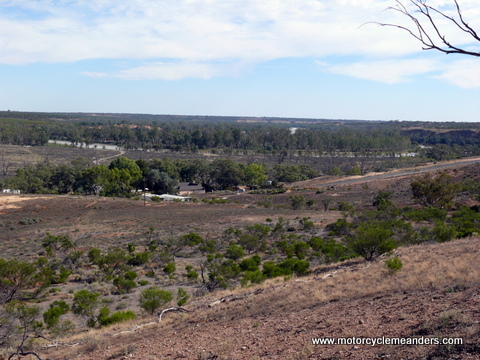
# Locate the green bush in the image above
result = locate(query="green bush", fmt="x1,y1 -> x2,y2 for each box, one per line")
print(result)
139,287 -> 173,315
279,258 -> 310,276
402,207 -> 448,222
450,206 -> 480,237
127,252 -> 151,266
124,271 -> 138,281
262,261 -> 289,279
113,276 -> 137,294
239,257 -> 261,272
432,223 -> 457,242
163,262 -> 176,275
241,270 -> 266,286
326,218 -> 353,236
384,256 -> 403,274
338,201 -> 355,212
98,306 -> 136,327
72,290 -> 100,327
43,300 -> 70,329
225,244 -> 245,261
181,233 -> 203,246
308,237 -> 349,263
346,223 -> 396,261
186,270 -> 199,280
176,288 -> 190,306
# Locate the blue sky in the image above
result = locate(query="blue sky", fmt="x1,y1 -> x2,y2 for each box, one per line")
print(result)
1,0 -> 479,122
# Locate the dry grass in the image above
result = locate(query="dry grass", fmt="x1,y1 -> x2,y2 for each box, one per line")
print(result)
43,236 -> 480,360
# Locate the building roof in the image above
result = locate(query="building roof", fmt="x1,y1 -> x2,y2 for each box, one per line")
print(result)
178,182 -> 204,192
159,194 -> 191,200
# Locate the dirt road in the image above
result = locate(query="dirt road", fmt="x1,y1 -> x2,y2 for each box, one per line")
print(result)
293,156 -> 480,188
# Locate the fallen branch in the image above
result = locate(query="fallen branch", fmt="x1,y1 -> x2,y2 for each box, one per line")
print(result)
158,307 -> 191,322
112,322 -> 157,337
8,351 -> 46,360
208,288 -> 264,308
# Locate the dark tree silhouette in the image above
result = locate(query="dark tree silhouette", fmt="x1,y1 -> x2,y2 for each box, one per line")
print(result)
374,0 -> 480,57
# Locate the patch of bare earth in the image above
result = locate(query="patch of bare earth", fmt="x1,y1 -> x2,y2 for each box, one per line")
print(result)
47,237 -> 480,360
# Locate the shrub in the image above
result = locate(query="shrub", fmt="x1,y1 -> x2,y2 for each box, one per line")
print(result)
410,171 -> 460,209
338,201 -> 355,212
98,306 -> 136,327
239,257 -> 260,272
300,217 -> 315,230
262,261 -> 289,279
186,270 -> 199,280
163,262 -> 176,275
225,244 -> 245,261
127,252 -> 151,266
176,288 -> 190,306
346,223 -> 396,261
308,237 -> 349,263
124,271 -> 137,281
113,276 -> 137,294
384,256 -> 403,274
72,290 -> 100,327
402,207 -> 448,222
139,287 -> 173,315
238,234 -> 259,254
279,258 -> 310,276
43,300 -> 70,329
373,191 -> 393,209
450,206 -> 480,237
240,270 -> 266,286
293,241 -> 310,260
326,218 -> 353,236
88,247 -> 102,265
290,195 -> 306,210
181,233 -> 203,246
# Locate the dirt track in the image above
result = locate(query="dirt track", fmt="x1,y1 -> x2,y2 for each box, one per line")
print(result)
293,156 -> 480,188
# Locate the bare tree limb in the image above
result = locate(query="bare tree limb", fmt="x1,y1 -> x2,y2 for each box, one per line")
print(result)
157,307 -> 191,322
367,0 -> 480,57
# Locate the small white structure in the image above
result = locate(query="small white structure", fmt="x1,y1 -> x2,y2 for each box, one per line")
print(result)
159,194 -> 191,202
2,189 -> 20,194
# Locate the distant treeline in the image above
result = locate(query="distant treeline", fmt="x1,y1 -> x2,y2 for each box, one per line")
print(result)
1,111 -> 480,160
0,112 -> 410,154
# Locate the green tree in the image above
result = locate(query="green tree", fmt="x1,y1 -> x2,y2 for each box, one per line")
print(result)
410,171 -> 460,209
0,259 -> 36,304
72,290 -> 100,327
139,287 -> 173,315
210,159 -> 243,190
4,302 -> 42,359
373,191 -> 393,210
225,244 -> 245,261
346,223 -> 396,261
243,163 -> 268,189
43,300 -> 70,329
41,233 -> 75,257
109,157 -> 142,182
290,195 -> 306,210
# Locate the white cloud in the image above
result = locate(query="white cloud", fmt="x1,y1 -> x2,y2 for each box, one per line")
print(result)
434,59 -> 480,88
1,0 -> 479,85
114,61 -> 245,81
318,59 -> 442,84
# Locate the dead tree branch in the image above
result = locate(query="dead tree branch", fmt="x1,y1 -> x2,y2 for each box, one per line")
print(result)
369,0 -> 480,57
157,307 -> 191,322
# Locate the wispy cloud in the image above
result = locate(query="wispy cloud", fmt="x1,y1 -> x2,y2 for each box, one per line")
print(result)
434,59 -> 480,88
1,0 -> 479,86
318,59 -> 441,84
